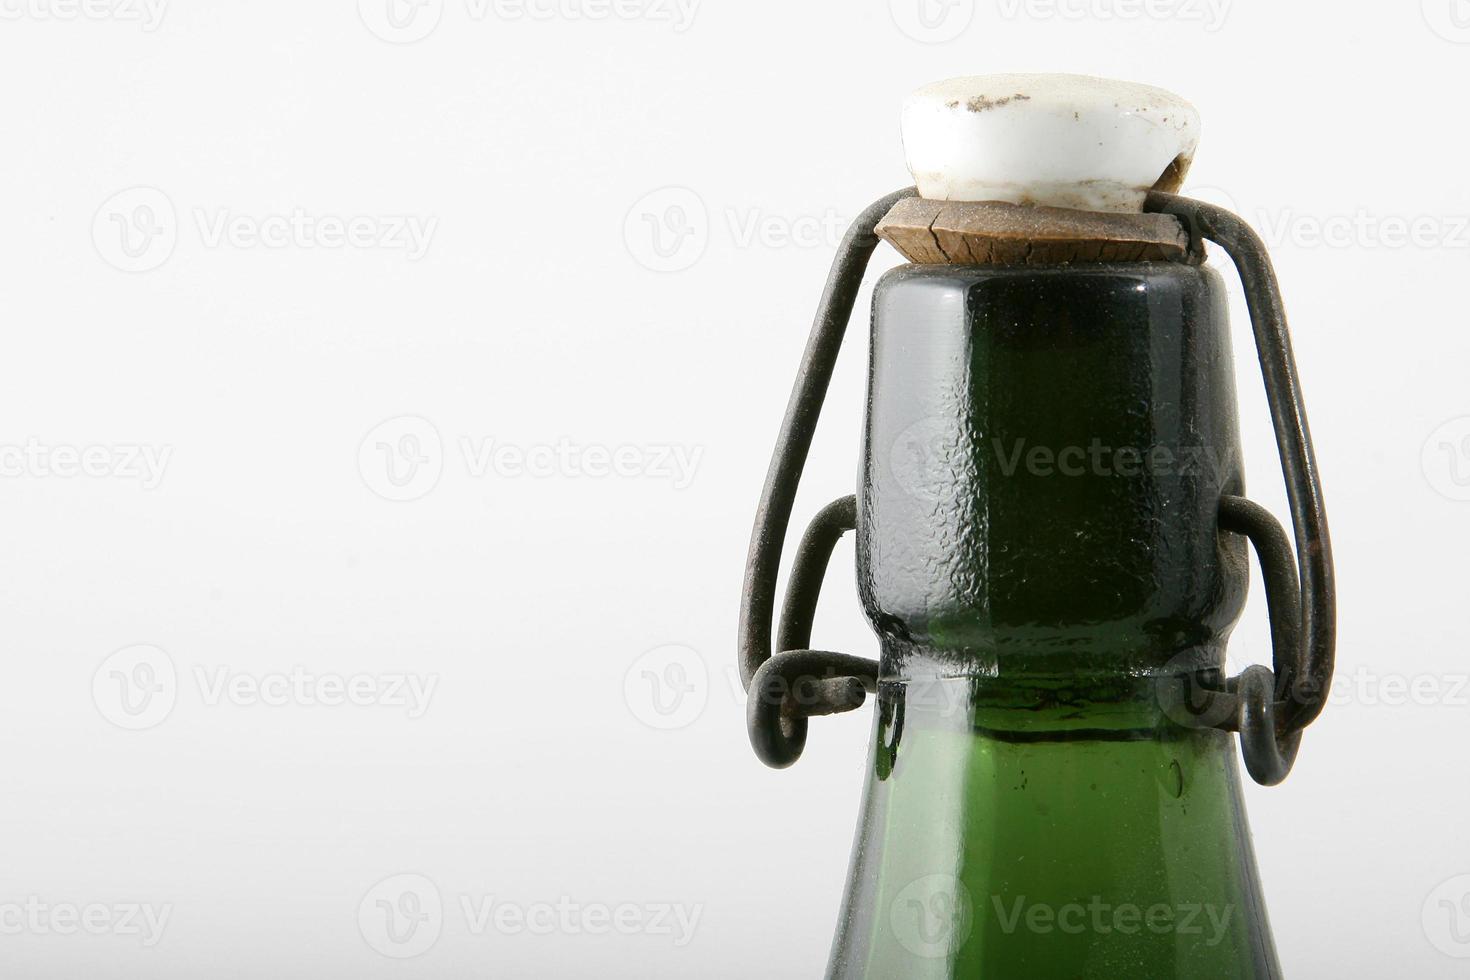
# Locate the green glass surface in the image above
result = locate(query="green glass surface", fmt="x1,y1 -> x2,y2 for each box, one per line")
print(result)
827,676 -> 1279,978
828,263 -> 1279,977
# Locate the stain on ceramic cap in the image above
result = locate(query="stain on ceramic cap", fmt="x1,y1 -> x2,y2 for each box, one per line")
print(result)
901,73 -> 1200,213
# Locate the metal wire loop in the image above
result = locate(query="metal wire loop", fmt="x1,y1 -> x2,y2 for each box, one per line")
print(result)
1148,192 -> 1337,785
1217,495 -> 1306,785
737,190 -> 914,768
747,496 -> 879,768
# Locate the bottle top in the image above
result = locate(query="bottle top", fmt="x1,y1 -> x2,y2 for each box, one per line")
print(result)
901,74 -> 1199,213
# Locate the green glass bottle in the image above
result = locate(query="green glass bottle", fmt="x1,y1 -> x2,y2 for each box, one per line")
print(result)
737,74 -> 1334,980
825,263 -> 1277,978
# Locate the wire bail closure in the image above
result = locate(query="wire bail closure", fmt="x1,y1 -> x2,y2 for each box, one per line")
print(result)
736,190 -> 1336,785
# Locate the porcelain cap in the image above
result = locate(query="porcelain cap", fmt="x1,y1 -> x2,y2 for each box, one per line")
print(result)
901,74 -> 1200,213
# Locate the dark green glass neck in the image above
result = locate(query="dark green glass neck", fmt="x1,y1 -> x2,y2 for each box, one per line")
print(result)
828,261 -> 1275,978
858,262 -> 1247,681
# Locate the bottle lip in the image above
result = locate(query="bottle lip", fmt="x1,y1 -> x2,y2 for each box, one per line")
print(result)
901,73 -> 1200,213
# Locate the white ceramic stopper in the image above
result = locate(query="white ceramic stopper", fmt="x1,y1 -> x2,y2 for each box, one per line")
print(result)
901,74 -> 1200,213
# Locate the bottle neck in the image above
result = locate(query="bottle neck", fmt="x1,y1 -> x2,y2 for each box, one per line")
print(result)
828,677 -> 1280,979
860,262 -> 1247,682
837,261 -> 1274,977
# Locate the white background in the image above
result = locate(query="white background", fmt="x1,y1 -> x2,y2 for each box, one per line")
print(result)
1,0 -> 1467,976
